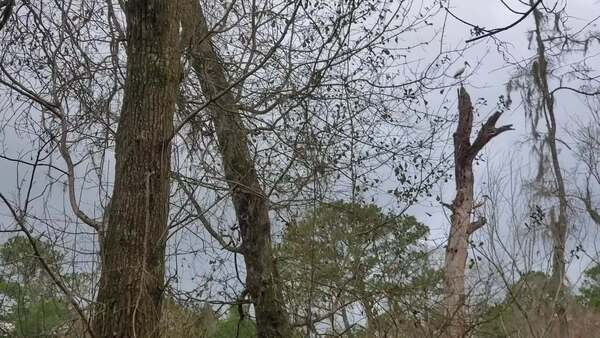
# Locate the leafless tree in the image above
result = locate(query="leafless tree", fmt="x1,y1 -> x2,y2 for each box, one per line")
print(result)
442,86 -> 511,338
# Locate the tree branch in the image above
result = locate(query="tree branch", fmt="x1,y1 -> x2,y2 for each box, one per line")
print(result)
176,176 -> 242,253
465,0 -> 543,43
0,65 -> 102,232
0,0 -> 14,33
467,217 -> 487,235
441,201 -> 455,211
581,183 -> 600,226
469,111 -> 514,158
550,85 -> 600,97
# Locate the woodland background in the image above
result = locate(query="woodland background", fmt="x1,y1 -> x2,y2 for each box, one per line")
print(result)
0,0 -> 600,337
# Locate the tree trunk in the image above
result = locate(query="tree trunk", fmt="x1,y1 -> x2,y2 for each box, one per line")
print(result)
179,2 -> 291,337
93,1 -> 180,337
443,87 -> 511,338
531,5 -> 569,337
583,185 -> 600,226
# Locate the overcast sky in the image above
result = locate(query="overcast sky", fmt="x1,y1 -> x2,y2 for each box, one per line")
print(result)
0,0 -> 599,303
407,0 -> 600,287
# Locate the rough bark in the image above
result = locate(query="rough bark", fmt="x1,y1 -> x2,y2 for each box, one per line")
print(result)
93,1 -> 180,337
179,1 -> 291,337
531,5 -> 569,337
583,185 -> 600,226
443,86 -> 512,338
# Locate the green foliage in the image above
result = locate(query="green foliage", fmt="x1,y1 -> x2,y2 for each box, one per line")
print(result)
161,298 -> 217,337
476,271 -> 573,337
509,271 -> 557,306
579,264 -> 600,310
0,236 -> 63,284
0,236 -> 71,337
213,307 -> 257,338
276,201 -> 437,333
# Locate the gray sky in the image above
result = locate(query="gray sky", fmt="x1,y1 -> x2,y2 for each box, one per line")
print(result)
407,0 -> 600,287
0,0 -> 599,312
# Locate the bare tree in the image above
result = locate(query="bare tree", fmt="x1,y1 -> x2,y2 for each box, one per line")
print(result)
442,86 -> 511,338
530,7 -> 570,335
178,1 -> 291,335
503,3 -> 579,335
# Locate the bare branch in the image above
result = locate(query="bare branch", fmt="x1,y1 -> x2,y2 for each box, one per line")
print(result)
467,217 -> 487,235
465,0 -> 543,43
176,176 -> 242,253
441,201 -> 455,211
581,181 -> 600,226
550,85 -> 600,97
470,111 -> 514,159
0,0 -> 14,32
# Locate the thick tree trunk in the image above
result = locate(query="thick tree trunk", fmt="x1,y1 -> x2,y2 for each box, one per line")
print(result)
443,87 -> 511,338
179,2 -> 291,337
443,170 -> 472,337
531,5 -> 569,337
93,1 -> 180,337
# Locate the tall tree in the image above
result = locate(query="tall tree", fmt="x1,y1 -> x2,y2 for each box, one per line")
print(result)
530,7 -> 569,336
92,1 -> 180,336
505,3 -> 575,335
179,1 -> 291,336
443,86 -> 511,337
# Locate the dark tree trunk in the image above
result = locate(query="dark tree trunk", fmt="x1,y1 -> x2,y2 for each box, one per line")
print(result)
179,2 -> 291,337
531,5 -> 569,336
583,186 -> 600,226
93,1 -> 180,337
443,86 -> 512,338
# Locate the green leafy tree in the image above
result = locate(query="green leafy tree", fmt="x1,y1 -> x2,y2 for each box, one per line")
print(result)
213,307 -> 257,338
477,271 -> 576,337
276,202 -> 438,336
161,298 -> 217,337
0,236 -> 72,337
579,264 -> 600,310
